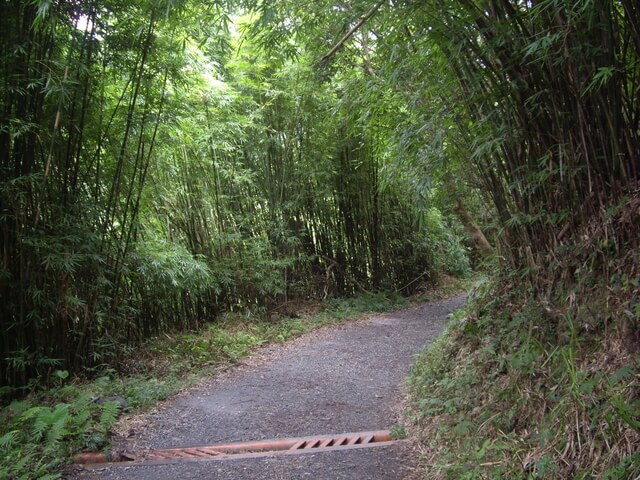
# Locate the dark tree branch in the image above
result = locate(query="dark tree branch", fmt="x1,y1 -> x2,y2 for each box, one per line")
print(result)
319,0 -> 385,65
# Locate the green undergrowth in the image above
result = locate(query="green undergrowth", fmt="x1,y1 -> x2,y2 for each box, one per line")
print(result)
410,275 -> 472,304
0,289 -> 425,480
407,277 -> 639,479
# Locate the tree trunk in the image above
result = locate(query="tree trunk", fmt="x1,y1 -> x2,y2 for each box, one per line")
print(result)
453,196 -> 494,259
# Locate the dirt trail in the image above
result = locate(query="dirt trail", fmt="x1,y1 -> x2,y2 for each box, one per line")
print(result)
71,294 -> 466,480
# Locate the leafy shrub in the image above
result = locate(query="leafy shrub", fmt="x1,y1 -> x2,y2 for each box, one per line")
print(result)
0,391 -> 119,480
422,207 -> 471,278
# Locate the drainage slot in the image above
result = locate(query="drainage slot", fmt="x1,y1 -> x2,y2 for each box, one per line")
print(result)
77,430 -> 399,467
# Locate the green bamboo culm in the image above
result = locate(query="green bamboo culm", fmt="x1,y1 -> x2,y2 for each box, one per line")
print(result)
0,0 -> 469,392
407,0 -> 639,276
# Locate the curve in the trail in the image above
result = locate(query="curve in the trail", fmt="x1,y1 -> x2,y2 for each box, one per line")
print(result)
72,294 -> 466,480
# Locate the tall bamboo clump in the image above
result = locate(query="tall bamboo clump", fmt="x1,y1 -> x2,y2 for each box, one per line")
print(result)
415,0 -> 639,289
0,0 -> 185,389
0,0 -> 85,389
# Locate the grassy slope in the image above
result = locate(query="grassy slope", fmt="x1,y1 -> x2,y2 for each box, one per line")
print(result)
407,277 -> 639,479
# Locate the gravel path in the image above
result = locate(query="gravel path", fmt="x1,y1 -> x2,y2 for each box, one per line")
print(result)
70,294 -> 466,480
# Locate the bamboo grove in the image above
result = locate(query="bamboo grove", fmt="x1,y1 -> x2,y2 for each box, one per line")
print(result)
2,0 -> 638,392
408,0 -> 640,275
0,0 -> 470,391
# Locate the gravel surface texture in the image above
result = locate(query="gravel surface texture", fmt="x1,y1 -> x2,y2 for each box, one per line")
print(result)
70,294 -> 466,480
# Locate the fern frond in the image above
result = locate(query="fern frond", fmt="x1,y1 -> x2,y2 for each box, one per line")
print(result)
98,401 -> 120,431
72,392 -> 94,409
45,404 -> 71,447
7,453 -> 33,476
50,403 -> 70,421
0,430 -> 19,448
70,408 -> 91,433
19,405 -> 46,422
46,419 -> 70,447
32,406 -> 53,440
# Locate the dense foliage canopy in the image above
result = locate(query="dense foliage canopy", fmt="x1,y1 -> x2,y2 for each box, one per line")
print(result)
1,0 -> 638,396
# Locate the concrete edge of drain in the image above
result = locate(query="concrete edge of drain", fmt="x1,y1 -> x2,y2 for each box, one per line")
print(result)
76,430 -> 405,468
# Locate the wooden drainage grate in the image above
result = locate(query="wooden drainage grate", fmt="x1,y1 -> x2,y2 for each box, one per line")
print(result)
76,430 -> 399,466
